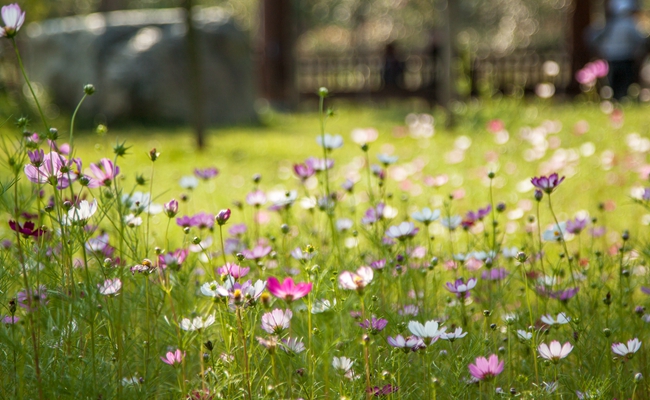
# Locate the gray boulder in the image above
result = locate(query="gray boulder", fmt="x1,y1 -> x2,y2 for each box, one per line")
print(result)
23,7 -> 256,125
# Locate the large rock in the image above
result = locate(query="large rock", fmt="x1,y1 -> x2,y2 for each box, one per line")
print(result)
23,7 -> 256,125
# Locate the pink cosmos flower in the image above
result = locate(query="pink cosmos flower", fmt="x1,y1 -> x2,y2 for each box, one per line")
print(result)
246,190 -> 267,206
24,151 -> 79,189
161,349 -> 185,366
387,335 -> 425,352
468,354 -> 504,381
89,158 -> 120,187
242,245 -> 272,260
194,167 -> 219,180
216,263 -> 250,279
158,249 -> 189,270
215,209 -> 231,225
267,277 -> 312,302
293,163 -> 315,181
164,199 -> 178,218
338,266 -> 373,292
0,3 -> 25,38
538,341 -> 573,362
445,277 -> 477,298
531,173 -> 565,194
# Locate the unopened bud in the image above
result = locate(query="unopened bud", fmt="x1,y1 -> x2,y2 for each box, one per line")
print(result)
83,84 -> 95,95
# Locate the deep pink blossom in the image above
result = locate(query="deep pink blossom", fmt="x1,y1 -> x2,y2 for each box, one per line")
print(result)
267,277 -> 312,302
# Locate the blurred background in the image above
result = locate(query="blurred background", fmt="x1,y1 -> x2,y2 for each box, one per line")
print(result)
2,0 -> 650,145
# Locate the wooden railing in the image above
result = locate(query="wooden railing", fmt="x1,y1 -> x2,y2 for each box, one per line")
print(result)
296,50 -> 572,100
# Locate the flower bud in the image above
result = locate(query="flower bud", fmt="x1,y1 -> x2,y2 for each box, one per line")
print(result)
148,148 -> 160,162
216,209 -> 231,225
635,373 -> 643,383
192,237 -> 201,245
488,171 -> 495,179
534,189 -> 543,202
516,252 -> 528,263
83,84 -> 95,95
318,87 -> 329,97
47,127 -> 59,141
164,199 -> 178,218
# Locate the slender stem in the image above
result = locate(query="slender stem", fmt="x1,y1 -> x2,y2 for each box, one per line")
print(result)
11,38 -> 49,130
236,308 -> 252,400
68,93 -> 88,154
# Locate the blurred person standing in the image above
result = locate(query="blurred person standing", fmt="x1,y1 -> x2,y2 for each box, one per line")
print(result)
588,0 -> 647,99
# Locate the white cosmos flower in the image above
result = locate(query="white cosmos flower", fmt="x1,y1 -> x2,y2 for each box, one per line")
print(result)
542,222 -> 566,242
538,340 -> 573,362
180,315 -> 215,331
541,312 -> 570,326
332,356 -> 354,372
611,338 -> 642,358
122,192 -> 162,214
440,327 -> 467,341
411,207 -> 441,224
408,320 -> 446,340
311,298 -> 336,314
200,281 -> 229,297
63,200 -> 98,225
179,175 -> 199,190
316,134 -> 344,150
124,214 -> 143,227
98,278 -> 121,295
517,330 -> 532,341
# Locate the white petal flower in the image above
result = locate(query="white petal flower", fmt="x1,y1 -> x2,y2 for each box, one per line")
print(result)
98,278 -> 121,295
612,338 -> 642,358
408,320 -> 446,339
332,356 -> 354,372
63,200 -> 98,225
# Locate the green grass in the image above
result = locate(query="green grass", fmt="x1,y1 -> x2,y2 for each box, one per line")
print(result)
51,98 -> 650,236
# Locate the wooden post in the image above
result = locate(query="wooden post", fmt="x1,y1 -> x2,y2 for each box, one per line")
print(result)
183,0 -> 206,149
438,0 -> 457,128
567,0 -> 592,95
258,0 -> 296,108
97,0 -> 125,12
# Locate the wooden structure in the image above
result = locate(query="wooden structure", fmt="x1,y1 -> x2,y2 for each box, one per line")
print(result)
296,50 -> 572,101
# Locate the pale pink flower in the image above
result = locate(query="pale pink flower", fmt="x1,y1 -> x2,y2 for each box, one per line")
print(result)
468,354 -> 504,381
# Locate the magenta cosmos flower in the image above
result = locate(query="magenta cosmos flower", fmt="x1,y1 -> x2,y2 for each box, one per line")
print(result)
468,354 -> 504,381
267,277 -> 312,302
0,3 -> 25,38
531,173 -> 565,194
